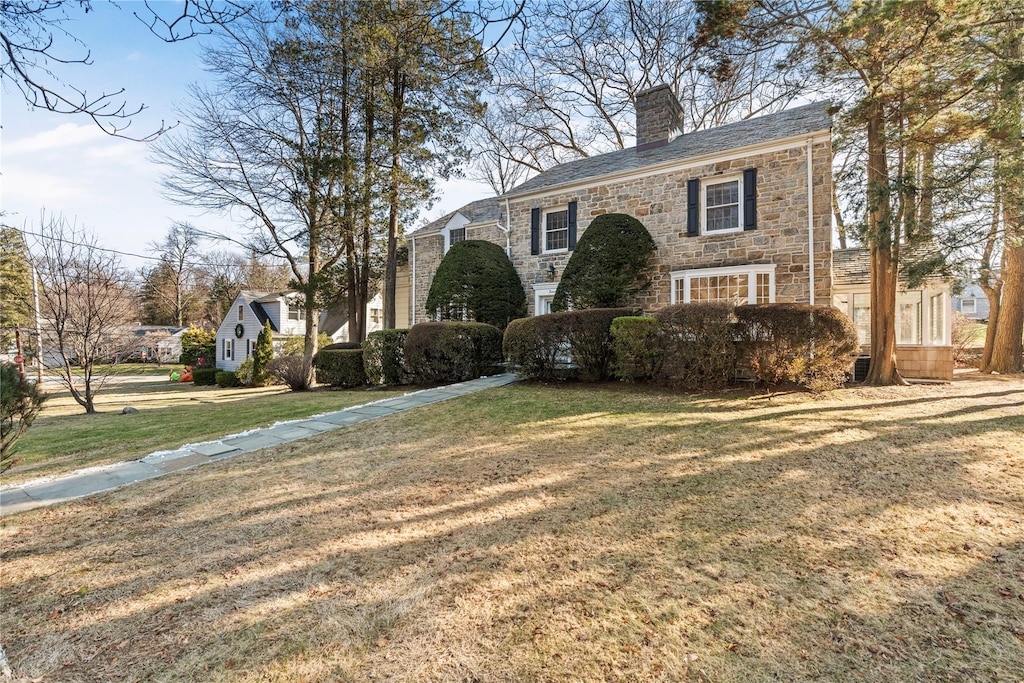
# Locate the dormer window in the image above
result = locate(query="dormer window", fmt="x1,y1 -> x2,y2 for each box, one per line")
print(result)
442,213 -> 470,253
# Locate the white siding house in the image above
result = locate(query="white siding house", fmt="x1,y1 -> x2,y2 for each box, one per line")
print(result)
214,291 -> 387,371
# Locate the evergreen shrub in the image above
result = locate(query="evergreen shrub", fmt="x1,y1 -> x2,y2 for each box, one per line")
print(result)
552,213 -> 656,311
404,322 -> 504,384
425,240 -> 526,330
179,326 -> 215,367
363,329 -> 410,385
192,368 -> 218,386
235,358 -> 255,386
610,316 -> 661,382
653,303 -> 737,391
563,308 -> 634,380
314,348 -> 366,388
252,321 -> 274,386
215,370 -> 240,388
735,304 -> 857,392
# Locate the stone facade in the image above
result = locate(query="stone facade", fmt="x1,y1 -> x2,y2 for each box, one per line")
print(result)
410,137 -> 832,322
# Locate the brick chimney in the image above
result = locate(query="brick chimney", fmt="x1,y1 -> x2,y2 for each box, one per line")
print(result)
635,85 -> 684,150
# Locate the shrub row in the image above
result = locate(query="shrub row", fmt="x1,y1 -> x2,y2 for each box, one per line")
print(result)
404,322 -> 504,384
363,329 -> 410,385
192,368 -> 218,386
504,308 -> 634,381
314,348 -> 366,388
505,303 -> 857,392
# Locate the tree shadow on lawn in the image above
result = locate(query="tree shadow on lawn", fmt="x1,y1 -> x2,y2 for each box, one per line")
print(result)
1,381 -> 1022,681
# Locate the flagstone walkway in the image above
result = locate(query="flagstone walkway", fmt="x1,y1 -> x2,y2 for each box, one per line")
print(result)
0,373 -> 518,517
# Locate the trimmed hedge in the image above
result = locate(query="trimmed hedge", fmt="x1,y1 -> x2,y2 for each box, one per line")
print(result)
503,315 -> 571,381
215,370 -> 241,388
610,316 -> 661,382
192,368 -> 218,386
363,329 -> 410,385
552,213 -> 656,311
503,308 -> 633,381
404,322 -> 504,384
314,348 -> 367,388
426,240 -> 526,330
735,304 -> 858,392
653,303 -> 737,391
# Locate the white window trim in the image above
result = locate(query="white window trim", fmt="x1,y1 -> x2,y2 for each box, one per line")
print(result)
670,264 -> 776,304
441,212 -> 471,253
533,282 -> 558,316
701,174 -> 744,236
542,207 -> 570,254
960,299 -> 976,314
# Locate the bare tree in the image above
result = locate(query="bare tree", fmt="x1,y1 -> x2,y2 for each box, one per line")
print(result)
0,0 -> 253,140
32,214 -> 137,414
472,0 -> 803,185
141,222 -> 203,326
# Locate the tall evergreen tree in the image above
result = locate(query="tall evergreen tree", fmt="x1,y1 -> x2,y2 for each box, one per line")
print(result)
0,226 -> 34,351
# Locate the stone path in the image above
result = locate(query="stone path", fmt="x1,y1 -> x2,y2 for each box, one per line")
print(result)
0,374 -> 518,517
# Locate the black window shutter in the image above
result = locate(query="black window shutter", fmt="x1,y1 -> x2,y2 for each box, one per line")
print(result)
686,178 -> 700,236
567,200 -> 578,250
530,207 -> 540,255
743,168 -> 757,231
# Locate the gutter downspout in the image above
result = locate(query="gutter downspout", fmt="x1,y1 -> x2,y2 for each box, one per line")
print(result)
501,197 -> 512,256
410,236 -> 417,326
806,138 -> 815,306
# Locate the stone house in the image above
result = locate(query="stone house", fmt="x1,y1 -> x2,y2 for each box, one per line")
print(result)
409,85 -> 833,323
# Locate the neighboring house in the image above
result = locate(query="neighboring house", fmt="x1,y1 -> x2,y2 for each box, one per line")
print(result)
410,84 -> 833,324
214,290 -> 403,371
156,328 -> 187,364
831,248 -> 953,381
953,284 -> 991,322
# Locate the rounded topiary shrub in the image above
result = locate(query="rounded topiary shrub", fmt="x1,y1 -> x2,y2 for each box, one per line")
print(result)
426,240 -> 526,330
653,303 -> 737,391
363,329 -> 410,385
404,321 -> 504,384
552,213 -> 656,311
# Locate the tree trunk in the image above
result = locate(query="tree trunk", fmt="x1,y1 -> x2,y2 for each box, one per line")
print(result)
384,68 -> 405,331
985,23 -> 1024,374
832,184 -> 847,250
863,98 -> 905,385
988,241 -> 1024,373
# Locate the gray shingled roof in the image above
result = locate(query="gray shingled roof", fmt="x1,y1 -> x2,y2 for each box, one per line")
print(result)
408,101 -> 830,240
832,246 -> 949,286
505,101 -> 832,197
408,197 -> 502,238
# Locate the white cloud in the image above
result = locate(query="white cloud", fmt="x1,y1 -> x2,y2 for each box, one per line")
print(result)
1,168 -> 94,205
4,123 -> 108,155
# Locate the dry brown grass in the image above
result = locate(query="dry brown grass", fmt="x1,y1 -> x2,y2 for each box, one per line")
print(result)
2,374 -> 1022,682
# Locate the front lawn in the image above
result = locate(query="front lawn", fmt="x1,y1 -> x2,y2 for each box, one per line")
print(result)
1,376 -> 1022,681
4,379 -> 406,485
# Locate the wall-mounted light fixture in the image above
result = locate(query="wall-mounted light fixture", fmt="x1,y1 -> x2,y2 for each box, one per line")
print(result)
546,263 -> 556,281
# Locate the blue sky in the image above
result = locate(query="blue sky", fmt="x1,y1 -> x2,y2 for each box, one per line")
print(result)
2,1 -> 489,268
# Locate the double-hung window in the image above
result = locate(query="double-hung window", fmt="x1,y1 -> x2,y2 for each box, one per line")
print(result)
704,178 -> 741,233
544,208 -> 569,252
288,302 -> 302,321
